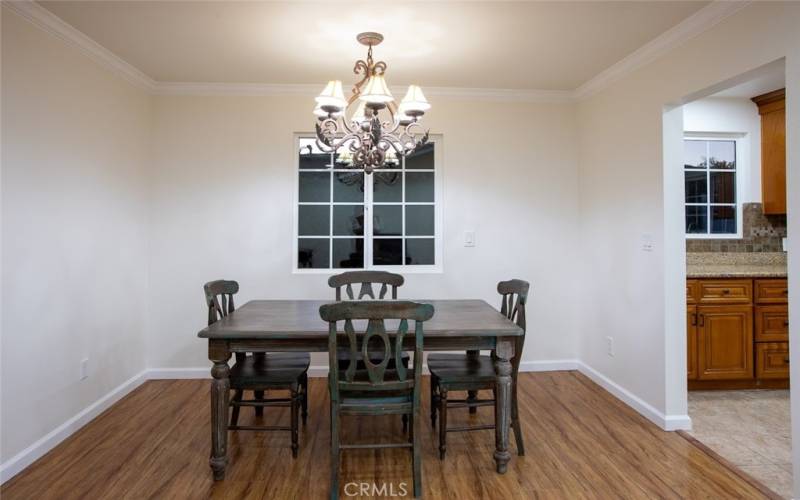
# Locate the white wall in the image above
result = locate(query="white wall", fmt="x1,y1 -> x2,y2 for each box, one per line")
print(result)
1,10 -> 151,464
147,95 -> 581,370
683,97 -> 762,203
575,1 -> 799,492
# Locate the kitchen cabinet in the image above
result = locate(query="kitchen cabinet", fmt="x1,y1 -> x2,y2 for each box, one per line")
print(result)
696,305 -> 753,380
752,89 -> 786,215
688,277 -> 788,389
688,305 -> 698,380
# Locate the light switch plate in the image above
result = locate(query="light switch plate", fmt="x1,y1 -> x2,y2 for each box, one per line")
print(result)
464,231 -> 476,247
641,233 -> 654,252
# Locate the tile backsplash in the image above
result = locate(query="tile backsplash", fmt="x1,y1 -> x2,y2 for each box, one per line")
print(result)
686,203 -> 787,252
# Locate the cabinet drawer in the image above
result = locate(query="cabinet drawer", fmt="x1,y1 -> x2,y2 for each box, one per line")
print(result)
686,280 -> 699,304
756,342 -> 790,379
755,305 -> 789,342
698,280 -> 753,304
755,279 -> 788,304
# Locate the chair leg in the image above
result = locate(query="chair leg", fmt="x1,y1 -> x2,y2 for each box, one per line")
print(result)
330,399 -> 340,500
411,408 -> 421,499
230,389 -> 243,427
301,373 -> 309,424
512,380 -> 524,456
402,413 -> 409,434
254,390 -> 264,417
430,375 -> 438,428
291,388 -> 299,459
438,387 -> 448,460
467,390 -> 478,415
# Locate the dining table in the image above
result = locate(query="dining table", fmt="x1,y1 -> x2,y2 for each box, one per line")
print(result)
197,298 -> 523,480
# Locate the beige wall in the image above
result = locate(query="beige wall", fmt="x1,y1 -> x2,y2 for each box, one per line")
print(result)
1,11 -> 151,463
147,94 -> 582,369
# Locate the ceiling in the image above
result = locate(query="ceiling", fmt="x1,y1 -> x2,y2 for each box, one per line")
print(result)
38,1 -> 710,91
713,65 -> 785,99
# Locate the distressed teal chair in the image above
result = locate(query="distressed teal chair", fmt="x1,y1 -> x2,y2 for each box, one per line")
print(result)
204,280 -> 310,457
320,300 -> 434,500
428,279 -> 529,459
328,270 -> 411,431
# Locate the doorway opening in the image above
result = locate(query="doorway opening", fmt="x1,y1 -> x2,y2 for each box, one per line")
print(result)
665,59 -> 790,497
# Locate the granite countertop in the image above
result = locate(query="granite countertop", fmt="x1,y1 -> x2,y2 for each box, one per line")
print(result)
687,252 -> 787,278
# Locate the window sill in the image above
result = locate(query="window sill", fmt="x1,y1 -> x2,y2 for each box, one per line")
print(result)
293,265 -> 443,275
686,234 -> 743,240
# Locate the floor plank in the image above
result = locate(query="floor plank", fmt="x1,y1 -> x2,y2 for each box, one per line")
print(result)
1,372 -> 772,499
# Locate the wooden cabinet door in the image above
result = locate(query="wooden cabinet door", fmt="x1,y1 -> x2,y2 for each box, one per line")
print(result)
753,90 -> 786,214
697,305 -> 754,380
687,305 -> 698,380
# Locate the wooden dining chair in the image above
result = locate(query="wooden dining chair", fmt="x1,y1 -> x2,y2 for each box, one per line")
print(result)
428,279 -> 529,459
204,280 -> 310,457
328,270 -> 411,431
320,300 -> 434,500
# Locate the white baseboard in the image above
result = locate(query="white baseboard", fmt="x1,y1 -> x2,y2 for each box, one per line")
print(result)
0,369 -> 148,484
519,359 -> 579,372
576,361 -> 691,431
0,358 -> 688,485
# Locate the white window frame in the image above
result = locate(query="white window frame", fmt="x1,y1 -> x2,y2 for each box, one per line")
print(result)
292,133 -> 443,274
683,132 -> 747,239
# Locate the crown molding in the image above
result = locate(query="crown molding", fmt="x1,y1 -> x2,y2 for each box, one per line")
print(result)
152,81 -> 574,103
7,0 -> 752,102
2,1 -> 156,90
573,0 -> 753,100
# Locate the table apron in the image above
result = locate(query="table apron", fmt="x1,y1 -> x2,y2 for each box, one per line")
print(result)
221,336 -> 498,354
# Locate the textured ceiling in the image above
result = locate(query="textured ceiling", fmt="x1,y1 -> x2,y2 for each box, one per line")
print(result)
40,1 -> 709,90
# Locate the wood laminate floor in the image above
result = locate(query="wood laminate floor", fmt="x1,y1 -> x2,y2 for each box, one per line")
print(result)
1,372 -> 775,499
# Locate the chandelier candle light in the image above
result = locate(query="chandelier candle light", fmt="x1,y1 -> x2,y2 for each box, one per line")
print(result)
314,32 -> 430,174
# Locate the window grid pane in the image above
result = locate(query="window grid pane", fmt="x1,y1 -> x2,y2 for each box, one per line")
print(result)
683,138 -> 737,236
298,138 -> 436,269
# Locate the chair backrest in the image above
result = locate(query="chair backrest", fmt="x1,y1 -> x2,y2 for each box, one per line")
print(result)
204,279 -> 242,362
204,280 -> 239,326
328,271 -> 404,301
497,279 -> 530,375
319,301 -> 434,396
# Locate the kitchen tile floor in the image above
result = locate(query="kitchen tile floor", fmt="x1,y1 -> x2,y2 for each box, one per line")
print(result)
688,390 -> 792,499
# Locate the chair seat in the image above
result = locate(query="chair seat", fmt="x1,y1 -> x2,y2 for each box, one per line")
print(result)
338,368 -> 415,415
427,353 -> 497,384
230,353 -> 310,388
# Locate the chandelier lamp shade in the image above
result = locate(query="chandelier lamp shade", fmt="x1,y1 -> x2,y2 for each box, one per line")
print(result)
313,32 -> 430,173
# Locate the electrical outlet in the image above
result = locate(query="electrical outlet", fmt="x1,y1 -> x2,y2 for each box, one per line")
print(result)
606,337 -> 614,357
464,231 -> 476,247
80,358 -> 89,380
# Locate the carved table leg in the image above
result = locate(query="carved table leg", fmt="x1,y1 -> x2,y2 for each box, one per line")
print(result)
493,338 -> 513,474
209,340 -> 231,480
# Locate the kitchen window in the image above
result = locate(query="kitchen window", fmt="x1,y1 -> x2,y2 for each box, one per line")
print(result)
294,135 -> 442,272
684,136 -> 743,238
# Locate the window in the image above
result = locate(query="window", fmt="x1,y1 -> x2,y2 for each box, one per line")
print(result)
683,136 -> 742,238
294,135 -> 441,272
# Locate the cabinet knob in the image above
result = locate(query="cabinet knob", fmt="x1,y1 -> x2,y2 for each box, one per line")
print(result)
721,289 -> 730,295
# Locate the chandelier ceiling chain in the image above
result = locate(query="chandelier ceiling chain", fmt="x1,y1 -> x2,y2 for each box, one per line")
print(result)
313,32 -> 430,174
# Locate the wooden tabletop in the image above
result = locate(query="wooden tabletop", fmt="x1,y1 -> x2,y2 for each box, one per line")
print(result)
198,299 -> 523,340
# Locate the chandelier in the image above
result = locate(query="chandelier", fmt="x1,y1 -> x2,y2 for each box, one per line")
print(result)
313,32 -> 430,174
